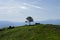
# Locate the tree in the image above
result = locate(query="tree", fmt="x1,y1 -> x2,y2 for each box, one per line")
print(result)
8,26 -> 15,29
26,16 -> 34,25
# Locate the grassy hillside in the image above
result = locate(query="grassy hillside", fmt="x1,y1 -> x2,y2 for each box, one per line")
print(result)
0,24 -> 60,40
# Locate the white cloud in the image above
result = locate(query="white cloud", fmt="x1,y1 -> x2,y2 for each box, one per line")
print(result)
0,0 -> 45,22
23,3 -> 43,9
0,5 -> 29,9
20,6 -> 28,9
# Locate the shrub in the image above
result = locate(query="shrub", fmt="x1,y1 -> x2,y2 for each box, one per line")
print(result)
8,26 -> 15,29
35,23 -> 40,25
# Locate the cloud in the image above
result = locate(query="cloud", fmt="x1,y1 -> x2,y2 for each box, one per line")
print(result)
0,6 -> 28,10
23,3 -> 43,9
30,0 -> 42,3
0,0 -> 45,22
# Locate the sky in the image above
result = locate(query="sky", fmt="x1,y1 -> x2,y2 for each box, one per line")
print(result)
0,0 -> 60,22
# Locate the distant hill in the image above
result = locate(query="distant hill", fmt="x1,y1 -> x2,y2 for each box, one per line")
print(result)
0,21 -> 25,28
0,19 -> 60,28
0,24 -> 60,40
40,19 -> 60,25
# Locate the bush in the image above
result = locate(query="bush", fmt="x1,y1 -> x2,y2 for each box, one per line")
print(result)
8,26 -> 15,29
0,29 -> 3,31
35,23 -> 40,25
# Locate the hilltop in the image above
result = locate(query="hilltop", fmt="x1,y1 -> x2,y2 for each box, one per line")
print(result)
0,24 -> 60,40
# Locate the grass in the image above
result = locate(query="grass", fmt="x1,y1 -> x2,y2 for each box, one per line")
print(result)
0,24 -> 60,40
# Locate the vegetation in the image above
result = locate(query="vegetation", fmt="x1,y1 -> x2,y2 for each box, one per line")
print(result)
8,26 -> 15,29
0,24 -> 60,40
26,16 -> 34,25
35,23 -> 40,25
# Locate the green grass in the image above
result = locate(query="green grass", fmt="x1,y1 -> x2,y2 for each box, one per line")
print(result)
0,24 -> 60,40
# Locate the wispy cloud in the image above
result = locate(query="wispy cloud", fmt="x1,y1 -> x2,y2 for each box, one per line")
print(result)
23,3 -> 43,9
0,0 -> 45,22
0,0 -> 59,22
0,6 -> 28,9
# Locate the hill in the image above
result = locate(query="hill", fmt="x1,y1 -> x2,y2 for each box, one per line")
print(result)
0,24 -> 60,40
40,19 -> 60,25
0,21 -> 25,28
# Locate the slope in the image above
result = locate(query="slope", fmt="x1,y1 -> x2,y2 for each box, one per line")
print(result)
0,24 -> 60,40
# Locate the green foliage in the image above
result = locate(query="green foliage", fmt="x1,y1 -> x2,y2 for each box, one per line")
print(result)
8,26 -> 15,29
0,24 -> 60,40
26,16 -> 33,22
26,16 -> 34,25
35,23 -> 40,25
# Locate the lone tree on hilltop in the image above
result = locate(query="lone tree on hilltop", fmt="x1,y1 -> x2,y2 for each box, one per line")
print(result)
26,16 -> 34,25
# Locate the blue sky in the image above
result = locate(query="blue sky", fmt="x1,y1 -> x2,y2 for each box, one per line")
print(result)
0,0 -> 60,22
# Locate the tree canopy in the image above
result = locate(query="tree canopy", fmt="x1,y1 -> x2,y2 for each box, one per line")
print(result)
26,16 -> 34,25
